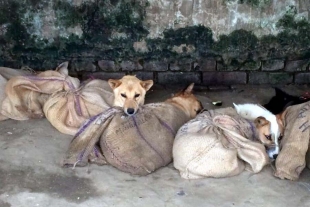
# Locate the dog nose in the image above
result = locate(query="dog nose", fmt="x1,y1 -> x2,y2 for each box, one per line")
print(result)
127,108 -> 135,115
273,154 -> 278,159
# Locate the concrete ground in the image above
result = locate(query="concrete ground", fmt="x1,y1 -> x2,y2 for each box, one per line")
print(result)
1,84 -> 310,207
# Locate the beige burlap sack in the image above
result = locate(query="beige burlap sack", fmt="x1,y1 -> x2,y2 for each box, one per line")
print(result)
0,67 -> 33,80
0,67 -> 34,121
1,62 -> 80,120
43,79 -> 114,135
63,103 -> 190,176
173,107 -> 269,179
275,102 -> 310,180
0,75 -> 8,121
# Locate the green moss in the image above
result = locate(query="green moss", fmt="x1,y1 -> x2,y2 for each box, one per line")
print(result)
269,73 -> 293,85
240,60 -> 261,70
214,29 -> 258,53
53,0 -> 149,42
144,25 -> 214,60
223,0 -> 271,7
0,1 -> 309,70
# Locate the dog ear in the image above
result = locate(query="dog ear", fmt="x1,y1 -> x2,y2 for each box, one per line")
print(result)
183,83 -> 195,94
56,62 -> 69,75
108,79 -> 122,89
254,116 -> 270,127
140,80 -> 153,91
274,87 -> 286,97
233,103 -> 239,112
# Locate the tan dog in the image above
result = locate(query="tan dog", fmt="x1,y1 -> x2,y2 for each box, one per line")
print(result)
108,75 -> 153,116
165,83 -> 203,118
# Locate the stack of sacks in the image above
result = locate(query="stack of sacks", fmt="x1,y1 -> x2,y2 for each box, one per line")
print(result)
275,102 -> 310,180
63,103 -> 190,175
43,78 -> 114,135
0,67 -> 35,121
1,62 -> 79,121
173,107 -> 269,179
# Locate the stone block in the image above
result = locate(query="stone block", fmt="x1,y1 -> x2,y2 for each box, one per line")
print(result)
158,72 -> 201,85
132,72 -> 154,81
295,73 -> 310,84
82,72 -> 126,81
284,59 -> 310,72
262,59 -> 284,71
70,61 -> 97,72
144,61 -> 168,71
197,58 -> 216,71
169,59 -> 192,71
240,61 -> 261,71
248,72 -> 269,84
203,72 -> 246,85
249,72 -> 293,85
120,60 -> 143,71
217,62 -> 239,71
269,72 -> 293,84
98,60 -> 118,71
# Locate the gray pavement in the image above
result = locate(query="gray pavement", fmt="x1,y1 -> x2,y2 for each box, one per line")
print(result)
0,84 -> 310,207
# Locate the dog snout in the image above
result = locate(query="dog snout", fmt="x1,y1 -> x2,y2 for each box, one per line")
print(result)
126,108 -> 135,115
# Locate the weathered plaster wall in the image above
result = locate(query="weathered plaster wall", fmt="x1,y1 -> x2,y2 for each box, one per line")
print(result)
0,0 -> 309,85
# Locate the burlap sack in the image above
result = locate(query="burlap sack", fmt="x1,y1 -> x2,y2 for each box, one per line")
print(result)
63,103 -> 190,176
275,102 -> 310,180
0,67 -> 34,121
173,107 -> 269,179
0,75 -> 8,121
43,79 -> 114,135
0,67 -> 33,80
1,63 -> 80,120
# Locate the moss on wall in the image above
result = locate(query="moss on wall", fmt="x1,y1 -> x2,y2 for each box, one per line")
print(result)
0,1 -> 309,70
223,0 -> 271,7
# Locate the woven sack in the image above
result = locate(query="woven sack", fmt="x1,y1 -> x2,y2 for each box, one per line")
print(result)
173,107 -> 269,179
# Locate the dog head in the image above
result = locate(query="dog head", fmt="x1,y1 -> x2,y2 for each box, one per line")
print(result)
254,116 -> 284,146
108,76 -> 153,116
167,83 -> 203,118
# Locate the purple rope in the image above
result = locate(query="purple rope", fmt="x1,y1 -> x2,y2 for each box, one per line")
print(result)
78,150 -> 86,162
74,94 -> 83,116
93,146 -> 100,158
73,112 -> 102,139
154,115 -> 175,135
24,75 -> 65,81
132,116 -> 165,164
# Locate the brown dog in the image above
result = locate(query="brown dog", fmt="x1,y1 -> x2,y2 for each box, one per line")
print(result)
165,83 -> 203,118
254,116 -> 284,146
108,75 -> 153,116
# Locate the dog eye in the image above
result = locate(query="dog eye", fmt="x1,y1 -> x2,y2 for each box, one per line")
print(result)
135,94 -> 140,98
121,93 -> 127,98
265,135 -> 272,140
278,135 -> 283,141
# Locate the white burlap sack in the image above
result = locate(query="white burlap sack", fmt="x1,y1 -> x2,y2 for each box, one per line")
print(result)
173,107 -> 269,179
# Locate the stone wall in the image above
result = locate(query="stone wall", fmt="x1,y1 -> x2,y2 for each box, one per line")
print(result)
0,0 -> 309,85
